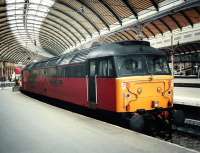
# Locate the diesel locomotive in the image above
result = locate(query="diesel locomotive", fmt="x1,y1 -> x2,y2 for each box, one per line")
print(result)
21,41 -> 184,132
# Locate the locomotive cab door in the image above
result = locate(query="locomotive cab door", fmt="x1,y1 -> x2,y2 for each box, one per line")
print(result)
88,60 -> 98,108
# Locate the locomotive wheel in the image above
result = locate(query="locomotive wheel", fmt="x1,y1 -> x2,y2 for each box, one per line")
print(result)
129,114 -> 144,132
172,110 -> 185,126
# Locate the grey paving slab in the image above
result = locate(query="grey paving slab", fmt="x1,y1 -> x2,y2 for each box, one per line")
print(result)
0,89 -> 198,153
174,79 -> 200,84
174,87 -> 200,107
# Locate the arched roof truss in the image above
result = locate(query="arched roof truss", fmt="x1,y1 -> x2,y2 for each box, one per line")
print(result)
0,0 -> 199,64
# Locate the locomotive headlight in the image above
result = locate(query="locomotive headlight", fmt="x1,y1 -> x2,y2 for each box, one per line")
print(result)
157,87 -> 162,93
168,80 -> 174,89
137,88 -> 142,94
151,101 -> 159,108
122,82 -> 127,90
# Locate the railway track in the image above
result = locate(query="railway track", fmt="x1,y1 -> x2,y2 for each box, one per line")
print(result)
176,118 -> 200,136
158,119 -> 200,152
170,119 -> 200,152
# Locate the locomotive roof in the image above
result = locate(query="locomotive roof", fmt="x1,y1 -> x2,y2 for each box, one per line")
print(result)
88,41 -> 165,59
27,41 -> 166,69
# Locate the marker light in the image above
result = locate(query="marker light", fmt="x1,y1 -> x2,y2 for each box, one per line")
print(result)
137,88 -> 142,94
151,101 -> 159,108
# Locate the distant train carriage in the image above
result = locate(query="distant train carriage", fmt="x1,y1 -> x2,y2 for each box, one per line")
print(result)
21,41 -> 184,132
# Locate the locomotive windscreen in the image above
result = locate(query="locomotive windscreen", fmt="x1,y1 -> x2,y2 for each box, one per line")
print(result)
116,55 -> 170,76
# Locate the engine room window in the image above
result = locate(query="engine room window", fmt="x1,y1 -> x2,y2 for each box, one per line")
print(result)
108,60 -> 114,76
98,59 -> 114,77
98,59 -> 107,77
90,61 -> 96,77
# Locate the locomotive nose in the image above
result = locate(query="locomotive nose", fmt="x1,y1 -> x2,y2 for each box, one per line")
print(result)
121,77 -> 173,112
125,80 -> 165,98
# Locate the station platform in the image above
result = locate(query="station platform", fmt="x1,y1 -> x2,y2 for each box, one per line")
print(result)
174,78 -> 200,107
0,88 -> 198,153
174,78 -> 200,84
174,87 -> 200,107
174,78 -> 200,88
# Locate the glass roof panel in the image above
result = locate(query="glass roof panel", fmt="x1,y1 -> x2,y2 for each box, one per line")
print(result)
9,20 -> 17,24
6,0 -> 16,4
15,15 -> 23,19
29,0 -> 41,3
41,0 -> 54,7
7,16 -> 15,20
16,19 -> 22,23
28,20 -> 42,24
15,10 -> 23,14
11,27 -> 18,30
7,11 -> 16,16
29,4 -> 38,10
15,3 -> 24,9
38,6 -> 49,12
17,27 -> 25,30
6,0 -> 55,49
17,29 -> 26,33
7,4 -> 15,10
16,0 -> 24,3
27,15 -> 36,20
36,12 -> 48,17
27,10 -> 37,15
16,23 -> 24,27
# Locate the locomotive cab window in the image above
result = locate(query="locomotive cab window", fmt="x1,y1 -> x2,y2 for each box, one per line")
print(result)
116,55 -> 147,76
146,55 -> 171,75
115,55 -> 170,76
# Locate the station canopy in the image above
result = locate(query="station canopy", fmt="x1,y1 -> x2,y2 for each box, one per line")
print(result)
0,0 -> 200,64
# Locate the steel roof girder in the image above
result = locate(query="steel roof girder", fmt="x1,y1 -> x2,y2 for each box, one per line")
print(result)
76,0 -> 110,31
121,0 -> 138,19
56,1 -> 100,34
149,0 -> 159,11
180,11 -> 194,27
98,0 -> 122,26
169,15 -> 182,30
159,18 -> 172,32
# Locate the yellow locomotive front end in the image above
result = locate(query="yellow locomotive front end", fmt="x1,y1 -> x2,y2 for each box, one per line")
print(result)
112,52 -> 181,133
116,75 -> 173,112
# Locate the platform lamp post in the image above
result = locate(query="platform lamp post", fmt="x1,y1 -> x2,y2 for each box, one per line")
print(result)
166,34 -> 179,77
2,46 -> 9,81
0,62 -> 3,80
170,34 -> 180,77
171,34 -> 175,76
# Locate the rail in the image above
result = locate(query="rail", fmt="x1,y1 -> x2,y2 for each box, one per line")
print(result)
176,118 -> 200,136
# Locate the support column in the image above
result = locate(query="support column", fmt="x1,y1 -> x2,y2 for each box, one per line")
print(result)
170,35 -> 174,76
0,62 -> 3,78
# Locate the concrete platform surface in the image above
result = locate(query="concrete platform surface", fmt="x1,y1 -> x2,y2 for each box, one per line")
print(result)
0,89 -> 198,153
174,87 -> 200,107
174,78 -> 200,84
